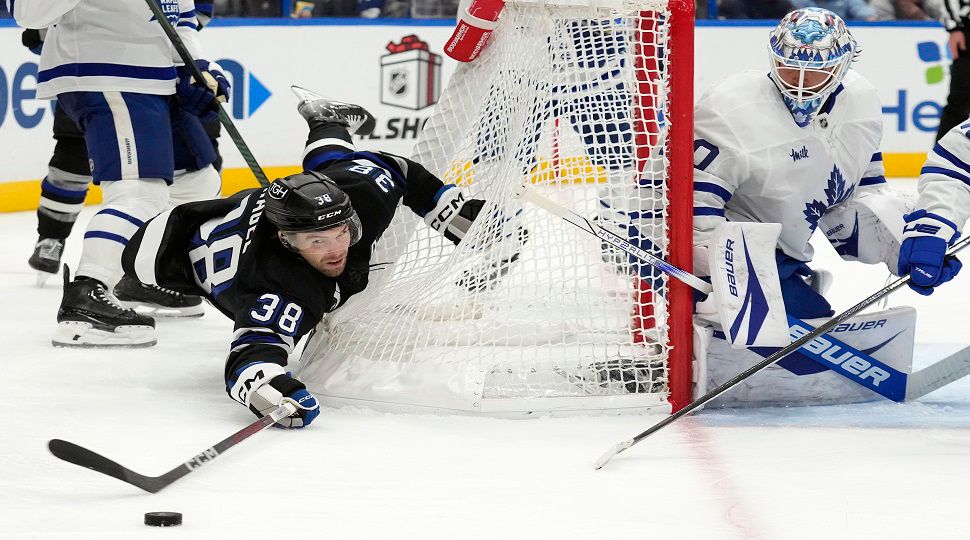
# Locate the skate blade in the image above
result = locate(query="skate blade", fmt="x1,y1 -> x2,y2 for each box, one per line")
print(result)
291,85 -> 325,104
52,321 -> 157,348
120,301 -> 205,318
35,270 -> 57,288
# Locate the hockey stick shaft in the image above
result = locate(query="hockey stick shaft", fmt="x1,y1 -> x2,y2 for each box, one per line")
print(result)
143,0 -> 270,187
515,185 -> 713,294
48,402 -> 296,493
593,236 -> 970,469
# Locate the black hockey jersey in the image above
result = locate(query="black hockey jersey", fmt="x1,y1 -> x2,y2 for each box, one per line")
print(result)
123,123 -> 448,385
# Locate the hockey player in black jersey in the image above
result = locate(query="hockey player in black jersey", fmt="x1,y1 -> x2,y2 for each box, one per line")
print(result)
120,87 -> 497,427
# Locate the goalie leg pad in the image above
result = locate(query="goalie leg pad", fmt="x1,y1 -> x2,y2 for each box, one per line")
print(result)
695,306 -> 916,407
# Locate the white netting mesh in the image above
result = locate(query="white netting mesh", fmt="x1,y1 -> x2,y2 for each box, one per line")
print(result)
300,1 -> 680,414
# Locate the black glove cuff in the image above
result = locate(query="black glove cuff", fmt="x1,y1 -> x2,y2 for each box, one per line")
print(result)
269,374 -> 306,397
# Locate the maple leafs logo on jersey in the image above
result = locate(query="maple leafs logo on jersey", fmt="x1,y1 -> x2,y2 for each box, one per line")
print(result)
803,165 -> 854,231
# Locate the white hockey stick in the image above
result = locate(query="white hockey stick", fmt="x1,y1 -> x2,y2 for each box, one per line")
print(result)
906,346 -> 970,400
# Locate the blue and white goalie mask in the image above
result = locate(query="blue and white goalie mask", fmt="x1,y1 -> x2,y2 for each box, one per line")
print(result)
768,8 -> 858,127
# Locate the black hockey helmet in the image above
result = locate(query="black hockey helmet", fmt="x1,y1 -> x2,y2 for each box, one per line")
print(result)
264,171 -> 362,246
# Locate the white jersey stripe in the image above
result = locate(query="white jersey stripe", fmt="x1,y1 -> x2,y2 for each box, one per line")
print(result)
103,91 -> 140,180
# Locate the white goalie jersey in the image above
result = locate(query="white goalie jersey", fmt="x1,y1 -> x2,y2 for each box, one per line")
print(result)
692,70 -> 886,268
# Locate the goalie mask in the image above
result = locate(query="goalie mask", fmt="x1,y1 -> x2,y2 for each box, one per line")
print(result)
768,8 -> 858,127
264,171 -> 362,254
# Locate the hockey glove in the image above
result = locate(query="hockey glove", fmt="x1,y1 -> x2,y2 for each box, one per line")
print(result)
898,210 -> 963,296
424,185 -> 486,245
175,60 -> 230,122
227,362 -> 320,428
22,29 -> 44,55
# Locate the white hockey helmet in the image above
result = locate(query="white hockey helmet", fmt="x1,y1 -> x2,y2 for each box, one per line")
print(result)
768,8 -> 858,124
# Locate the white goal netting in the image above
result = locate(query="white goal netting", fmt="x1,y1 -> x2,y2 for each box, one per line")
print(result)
299,0 -> 692,415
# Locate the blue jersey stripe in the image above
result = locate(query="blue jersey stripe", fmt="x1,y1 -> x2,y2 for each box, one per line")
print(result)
38,63 -> 177,84
933,143 -> 970,177
95,208 -> 145,227
921,165 -> 970,186
859,176 -> 887,186
694,181 -> 733,202
304,150 -> 350,171
84,231 -> 130,245
870,152 -> 883,162
693,207 -> 725,217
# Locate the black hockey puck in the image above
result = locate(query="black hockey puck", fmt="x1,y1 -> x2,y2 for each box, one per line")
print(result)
144,512 -> 182,527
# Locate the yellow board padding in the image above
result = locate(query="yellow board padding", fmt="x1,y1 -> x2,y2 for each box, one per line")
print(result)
0,153 -> 930,214
882,153 -> 927,179
0,165 -> 302,214
444,156 -> 607,186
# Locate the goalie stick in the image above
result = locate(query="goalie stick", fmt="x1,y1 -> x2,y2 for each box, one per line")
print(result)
48,402 -> 297,493
511,185 -> 970,467
143,0 -> 270,187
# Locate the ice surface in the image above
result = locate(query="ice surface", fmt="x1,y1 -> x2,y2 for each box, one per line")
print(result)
2,179 -> 969,539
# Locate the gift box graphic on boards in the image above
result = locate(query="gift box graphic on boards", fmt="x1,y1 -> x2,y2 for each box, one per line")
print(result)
380,35 -> 442,111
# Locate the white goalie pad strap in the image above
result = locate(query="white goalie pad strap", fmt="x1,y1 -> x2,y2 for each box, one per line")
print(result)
820,187 -> 916,271
707,222 -> 790,348
228,362 -> 287,408
691,322 -> 713,401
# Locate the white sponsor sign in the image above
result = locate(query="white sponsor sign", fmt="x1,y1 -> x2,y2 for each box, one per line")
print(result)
0,22 -> 950,184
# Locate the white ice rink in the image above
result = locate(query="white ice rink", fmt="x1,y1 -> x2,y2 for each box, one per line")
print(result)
2,178 -> 970,539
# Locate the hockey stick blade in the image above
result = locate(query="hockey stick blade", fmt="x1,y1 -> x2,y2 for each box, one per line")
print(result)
906,345 -> 970,400
593,440 -> 633,470
48,402 -> 297,493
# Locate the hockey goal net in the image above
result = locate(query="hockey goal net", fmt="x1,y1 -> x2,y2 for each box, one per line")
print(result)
299,0 -> 694,415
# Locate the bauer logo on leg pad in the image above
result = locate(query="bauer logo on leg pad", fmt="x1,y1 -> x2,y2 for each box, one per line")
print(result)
709,222 -> 789,348
787,317 -> 908,401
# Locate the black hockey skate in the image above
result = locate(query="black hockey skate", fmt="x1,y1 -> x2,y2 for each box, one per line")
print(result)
114,274 -> 205,318
54,267 -> 156,348
291,85 -> 376,136
28,237 -> 64,286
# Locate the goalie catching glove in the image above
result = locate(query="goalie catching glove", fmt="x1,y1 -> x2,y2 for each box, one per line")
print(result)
898,210 -> 963,295
227,362 -> 320,428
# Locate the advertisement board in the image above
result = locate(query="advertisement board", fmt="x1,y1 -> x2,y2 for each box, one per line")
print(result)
0,20 -> 952,211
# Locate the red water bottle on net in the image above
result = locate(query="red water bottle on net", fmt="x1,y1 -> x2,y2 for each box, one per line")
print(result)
444,0 -> 506,63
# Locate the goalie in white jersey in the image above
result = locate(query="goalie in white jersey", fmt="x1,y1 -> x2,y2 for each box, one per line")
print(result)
692,8 -> 921,403
694,8 -> 898,315
10,0 -> 229,347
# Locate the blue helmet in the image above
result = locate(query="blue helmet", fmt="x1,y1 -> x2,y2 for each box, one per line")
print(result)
768,8 -> 858,126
